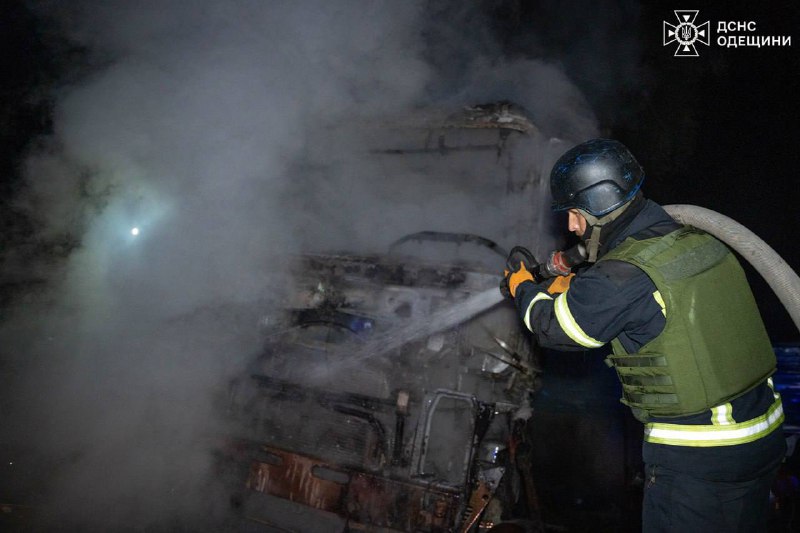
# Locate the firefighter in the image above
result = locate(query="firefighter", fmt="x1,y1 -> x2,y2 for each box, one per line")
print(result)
504,139 -> 785,532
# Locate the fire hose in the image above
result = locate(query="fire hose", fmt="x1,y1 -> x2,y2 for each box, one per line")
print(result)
663,204 -> 800,334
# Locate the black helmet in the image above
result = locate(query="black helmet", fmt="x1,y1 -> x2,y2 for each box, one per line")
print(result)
550,139 -> 644,217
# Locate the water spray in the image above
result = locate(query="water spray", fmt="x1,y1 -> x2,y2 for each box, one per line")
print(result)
346,242 -> 588,365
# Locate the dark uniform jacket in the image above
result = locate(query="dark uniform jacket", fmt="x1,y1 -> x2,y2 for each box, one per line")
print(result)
514,197 -> 785,480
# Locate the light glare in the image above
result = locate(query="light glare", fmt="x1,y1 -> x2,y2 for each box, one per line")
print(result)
131,227 -> 140,236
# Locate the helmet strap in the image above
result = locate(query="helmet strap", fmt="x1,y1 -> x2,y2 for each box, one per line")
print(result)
583,224 -> 603,263
578,199 -> 634,262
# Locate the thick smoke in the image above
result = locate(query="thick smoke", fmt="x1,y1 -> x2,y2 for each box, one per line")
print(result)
1,1 -> 612,529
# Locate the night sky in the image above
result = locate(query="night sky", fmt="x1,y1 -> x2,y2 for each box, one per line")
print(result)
1,1 -> 798,336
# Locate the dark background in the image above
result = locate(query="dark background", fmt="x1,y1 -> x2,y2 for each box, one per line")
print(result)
1,1 -> 798,335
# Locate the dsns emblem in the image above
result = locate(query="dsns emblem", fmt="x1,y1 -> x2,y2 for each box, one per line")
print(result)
663,10 -> 710,57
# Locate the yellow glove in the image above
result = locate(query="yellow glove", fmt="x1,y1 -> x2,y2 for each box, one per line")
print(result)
547,273 -> 575,295
507,261 -> 535,298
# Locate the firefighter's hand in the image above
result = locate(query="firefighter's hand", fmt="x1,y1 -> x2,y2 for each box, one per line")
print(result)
500,261 -> 535,299
547,273 -> 575,295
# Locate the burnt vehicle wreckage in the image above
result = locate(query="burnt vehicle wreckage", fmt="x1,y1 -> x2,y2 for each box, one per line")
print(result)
222,250 -> 542,532
217,103 -> 565,532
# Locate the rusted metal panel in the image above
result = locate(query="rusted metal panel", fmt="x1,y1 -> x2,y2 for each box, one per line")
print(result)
246,446 -> 460,532
459,480 -> 492,533
246,448 -> 346,512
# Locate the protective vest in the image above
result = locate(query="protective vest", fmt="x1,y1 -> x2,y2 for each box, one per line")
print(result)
600,227 -> 776,421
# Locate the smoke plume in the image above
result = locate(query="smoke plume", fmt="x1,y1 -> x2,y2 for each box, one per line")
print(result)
0,1 -> 630,529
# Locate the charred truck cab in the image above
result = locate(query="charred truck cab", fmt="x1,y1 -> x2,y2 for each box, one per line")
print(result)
219,104 -> 563,532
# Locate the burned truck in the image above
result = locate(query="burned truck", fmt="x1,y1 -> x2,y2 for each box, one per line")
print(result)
219,104 -> 569,532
